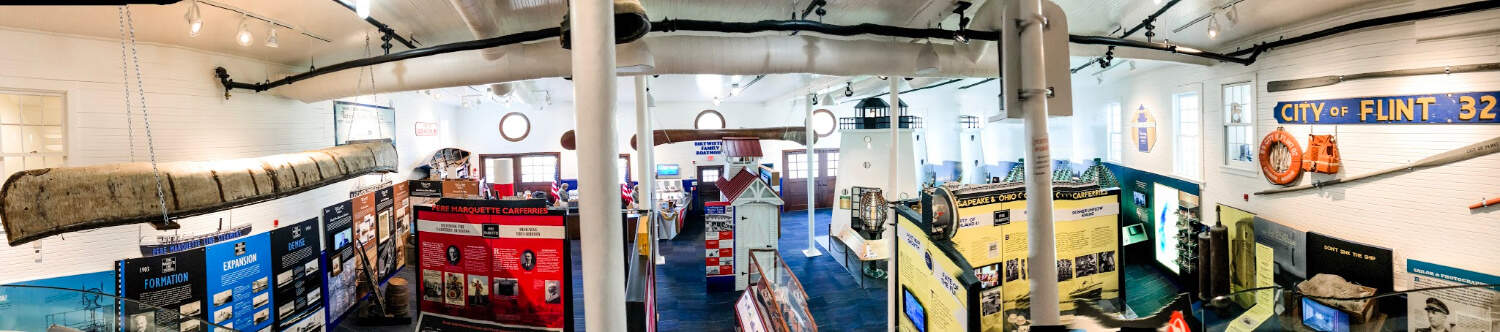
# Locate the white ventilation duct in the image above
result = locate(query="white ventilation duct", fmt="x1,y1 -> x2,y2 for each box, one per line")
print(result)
271,35 -> 1000,102
449,0 -> 505,60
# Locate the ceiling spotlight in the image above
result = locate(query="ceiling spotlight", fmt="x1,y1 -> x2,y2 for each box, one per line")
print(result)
1153,0 -> 1162,4
915,40 -> 940,75
843,82 -> 854,97
729,83 -> 743,97
264,25 -> 279,48
235,14 -> 253,47
354,0 -> 373,19
712,96 -> 722,106
185,0 -> 203,37
1207,14 -> 1221,40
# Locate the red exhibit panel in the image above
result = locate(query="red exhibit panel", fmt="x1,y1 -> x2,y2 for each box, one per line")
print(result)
704,201 -> 735,291
415,198 -> 571,331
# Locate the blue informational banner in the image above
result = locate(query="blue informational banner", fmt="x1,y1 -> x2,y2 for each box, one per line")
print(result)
695,141 -> 723,155
1273,90 -> 1500,124
204,232 -> 275,332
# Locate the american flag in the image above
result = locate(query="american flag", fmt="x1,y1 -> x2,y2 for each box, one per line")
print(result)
620,183 -> 635,206
550,181 -> 562,202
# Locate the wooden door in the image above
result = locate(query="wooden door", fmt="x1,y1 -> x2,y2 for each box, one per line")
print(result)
696,165 -> 724,202
781,148 -> 839,211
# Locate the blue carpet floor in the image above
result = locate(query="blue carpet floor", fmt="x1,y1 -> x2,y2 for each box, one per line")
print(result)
1122,263 -> 1179,315
569,208 -> 887,331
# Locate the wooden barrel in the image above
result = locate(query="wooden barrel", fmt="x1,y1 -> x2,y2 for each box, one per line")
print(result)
385,277 -> 410,316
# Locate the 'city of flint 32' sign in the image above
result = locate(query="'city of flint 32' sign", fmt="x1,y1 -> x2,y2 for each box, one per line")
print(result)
1274,91 -> 1499,124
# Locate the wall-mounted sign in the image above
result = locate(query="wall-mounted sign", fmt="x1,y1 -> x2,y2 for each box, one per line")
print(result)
695,141 -> 723,156
1133,105 -> 1157,153
415,122 -> 439,136
1273,91 -> 1500,124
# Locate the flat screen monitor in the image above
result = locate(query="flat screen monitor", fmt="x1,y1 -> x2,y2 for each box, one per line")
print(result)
1301,297 -> 1349,332
656,164 -> 680,177
902,288 -> 926,332
1152,183 -> 1181,274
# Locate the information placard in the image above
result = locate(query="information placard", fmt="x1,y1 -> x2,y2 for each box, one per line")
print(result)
321,200 -> 358,324
270,218 -> 326,331
117,248 -> 208,332
416,199 -> 571,331
203,232 -> 275,332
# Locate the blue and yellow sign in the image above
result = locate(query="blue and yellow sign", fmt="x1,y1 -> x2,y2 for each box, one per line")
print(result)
1274,91 -> 1500,124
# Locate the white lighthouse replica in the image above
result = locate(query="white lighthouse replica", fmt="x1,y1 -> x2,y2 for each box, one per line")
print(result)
715,137 -> 783,291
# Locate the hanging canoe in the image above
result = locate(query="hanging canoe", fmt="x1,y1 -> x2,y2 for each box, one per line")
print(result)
1,141 -> 398,246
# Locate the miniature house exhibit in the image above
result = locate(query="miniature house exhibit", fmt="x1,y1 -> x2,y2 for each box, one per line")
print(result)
0,1 -> 1497,331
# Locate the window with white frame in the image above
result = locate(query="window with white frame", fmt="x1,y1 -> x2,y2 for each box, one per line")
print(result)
0,91 -> 65,178
520,156 -> 558,182
1174,91 -> 1202,180
823,152 -> 838,177
1106,102 -> 1122,162
786,152 -> 808,178
1223,82 -> 1255,169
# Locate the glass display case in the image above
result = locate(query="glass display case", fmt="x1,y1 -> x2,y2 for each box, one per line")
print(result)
739,249 -> 817,332
0,284 -> 233,332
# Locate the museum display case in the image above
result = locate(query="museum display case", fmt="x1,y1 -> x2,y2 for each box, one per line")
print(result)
0,284 -> 235,332
739,249 -> 817,332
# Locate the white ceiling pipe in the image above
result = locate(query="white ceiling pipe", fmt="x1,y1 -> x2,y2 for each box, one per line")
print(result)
270,35 -> 999,102
449,0 -> 506,61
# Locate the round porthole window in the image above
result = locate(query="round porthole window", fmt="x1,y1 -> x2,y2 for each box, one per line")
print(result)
811,109 -> 837,137
500,112 -> 530,142
695,110 -> 726,129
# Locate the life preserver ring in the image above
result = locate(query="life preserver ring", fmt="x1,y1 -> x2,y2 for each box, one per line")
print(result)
1259,128 -> 1304,185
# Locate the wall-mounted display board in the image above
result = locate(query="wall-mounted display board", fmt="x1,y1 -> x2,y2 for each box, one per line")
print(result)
1406,260 -> 1500,332
1133,106 -> 1158,153
1251,216 -> 1307,284
322,200 -> 359,325
1273,91 -> 1500,124
334,101 -> 396,146
117,248 -> 208,332
894,207 -> 980,332
376,187 -> 398,280
705,202 -> 736,292
269,218 -> 326,331
203,232 -> 275,332
1305,232 -> 1393,294
415,198 -> 572,331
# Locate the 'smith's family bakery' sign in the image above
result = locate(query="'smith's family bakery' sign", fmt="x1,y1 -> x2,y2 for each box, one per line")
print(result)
1274,90 -> 1500,124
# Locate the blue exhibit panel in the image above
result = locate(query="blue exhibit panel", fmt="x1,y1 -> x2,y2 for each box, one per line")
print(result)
204,232 -> 275,332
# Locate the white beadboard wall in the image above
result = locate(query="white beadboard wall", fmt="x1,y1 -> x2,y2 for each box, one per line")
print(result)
0,26 -> 458,284
1078,2 -> 1500,285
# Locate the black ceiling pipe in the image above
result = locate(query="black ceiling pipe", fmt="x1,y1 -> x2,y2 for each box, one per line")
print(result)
328,0 -> 418,50
654,19 -> 1000,42
846,78 -> 966,103
1068,35 -> 1258,65
1073,0 -> 1183,73
1224,0 -> 1500,57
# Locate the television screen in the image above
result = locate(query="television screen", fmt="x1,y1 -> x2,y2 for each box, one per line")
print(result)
902,288 -> 926,332
1152,183 -> 1181,274
656,164 -> 680,177
1301,297 -> 1349,332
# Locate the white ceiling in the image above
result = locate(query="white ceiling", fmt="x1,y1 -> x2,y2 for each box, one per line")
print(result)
0,0 -> 1391,99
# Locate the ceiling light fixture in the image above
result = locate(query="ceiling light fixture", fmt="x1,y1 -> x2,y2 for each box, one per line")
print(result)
820,92 -> 835,105
1207,14 -> 1220,40
264,24 -> 279,48
354,0 -> 373,19
712,96 -> 722,106
844,82 -> 854,97
915,40 -> 940,75
729,83 -> 743,97
185,0 -> 203,37
235,14 -> 253,47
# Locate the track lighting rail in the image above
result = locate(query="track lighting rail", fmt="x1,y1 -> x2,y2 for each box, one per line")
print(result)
197,0 -> 332,43
1072,0 -> 1183,73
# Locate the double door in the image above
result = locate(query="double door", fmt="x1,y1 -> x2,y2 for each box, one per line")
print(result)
781,148 -> 838,211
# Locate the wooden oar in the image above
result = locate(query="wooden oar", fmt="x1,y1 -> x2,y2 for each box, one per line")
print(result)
1268,62 -> 1500,92
1257,136 -> 1500,195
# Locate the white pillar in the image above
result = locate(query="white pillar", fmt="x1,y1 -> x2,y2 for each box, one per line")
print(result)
803,92 -> 821,257
886,77 -> 901,332
571,1 -> 626,330
1018,0 -> 1061,326
635,76 -> 662,264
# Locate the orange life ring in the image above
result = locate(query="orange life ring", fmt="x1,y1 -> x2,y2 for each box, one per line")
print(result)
1259,128 -> 1303,185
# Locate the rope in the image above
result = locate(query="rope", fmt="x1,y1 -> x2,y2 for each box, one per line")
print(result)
122,5 -> 172,226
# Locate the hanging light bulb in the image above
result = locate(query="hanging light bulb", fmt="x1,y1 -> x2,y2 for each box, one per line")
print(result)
915,40 -> 940,75
354,0 -> 373,19
1207,14 -> 1220,40
264,24 -> 279,48
235,14 -> 253,47
185,0 -> 204,37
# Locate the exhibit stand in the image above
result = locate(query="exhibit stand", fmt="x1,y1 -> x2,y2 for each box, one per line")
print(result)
828,100 -> 925,288
735,249 -> 817,332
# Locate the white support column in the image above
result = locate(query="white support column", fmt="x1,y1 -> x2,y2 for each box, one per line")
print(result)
571,1 -> 626,330
886,77 -> 900,332
636,76 -> 663,264
803,92 -> 821,258
1018,0 -> 1061,326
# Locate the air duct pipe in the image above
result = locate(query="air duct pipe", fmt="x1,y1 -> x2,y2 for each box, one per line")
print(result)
449,0 -> 505,60
269,35 -> 998,102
